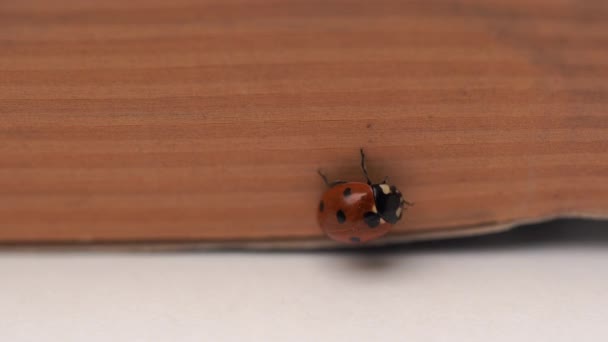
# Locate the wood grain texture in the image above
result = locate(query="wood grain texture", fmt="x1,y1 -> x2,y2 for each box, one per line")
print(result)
1,0 -> 607,246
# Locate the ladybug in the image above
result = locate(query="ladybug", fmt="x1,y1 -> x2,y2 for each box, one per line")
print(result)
317,149 -> 411,244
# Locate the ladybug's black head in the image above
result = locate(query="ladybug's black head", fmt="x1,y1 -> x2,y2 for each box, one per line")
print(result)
371,183 -> 408,224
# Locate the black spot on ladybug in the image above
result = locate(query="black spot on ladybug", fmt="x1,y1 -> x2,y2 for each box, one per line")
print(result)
350,236 -> 361,243
343,187 -> 352,197
363,212 -> 381,228
336,210 -> 346,224
319,200 -> 324,212
363,211 -> 380,228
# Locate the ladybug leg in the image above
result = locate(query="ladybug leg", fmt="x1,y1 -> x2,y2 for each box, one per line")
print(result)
382,176 -> 389,184
317,169 -> 347,187
317,169 -> 331,186
359,148 -> 373,185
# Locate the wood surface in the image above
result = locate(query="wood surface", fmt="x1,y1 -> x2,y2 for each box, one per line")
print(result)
1,0 -> 607,247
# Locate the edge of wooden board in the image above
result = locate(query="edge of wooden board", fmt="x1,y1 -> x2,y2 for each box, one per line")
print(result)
0,212 -> 606,252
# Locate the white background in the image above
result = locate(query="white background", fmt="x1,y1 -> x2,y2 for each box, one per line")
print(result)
1,219 -> 607,342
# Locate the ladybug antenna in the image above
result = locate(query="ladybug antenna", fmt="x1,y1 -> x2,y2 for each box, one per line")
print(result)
360,148 -> 372,185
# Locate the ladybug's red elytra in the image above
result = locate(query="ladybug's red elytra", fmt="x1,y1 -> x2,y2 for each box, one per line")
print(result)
317,149 -> 412,244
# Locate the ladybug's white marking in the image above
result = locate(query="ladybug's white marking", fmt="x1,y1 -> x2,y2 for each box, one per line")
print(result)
379,184 -> 391,194
372,204 -> 378,213
395,206 -> 403,218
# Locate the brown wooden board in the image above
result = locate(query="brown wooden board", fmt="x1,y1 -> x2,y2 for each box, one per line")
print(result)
1,0 -> 607,248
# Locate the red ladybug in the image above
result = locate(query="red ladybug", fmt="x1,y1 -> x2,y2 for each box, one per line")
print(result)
317,149 -> 411,244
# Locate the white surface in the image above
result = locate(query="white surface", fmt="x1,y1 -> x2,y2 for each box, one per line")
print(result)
1,222 -> 607,342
